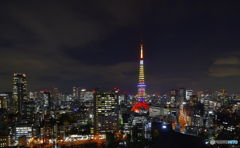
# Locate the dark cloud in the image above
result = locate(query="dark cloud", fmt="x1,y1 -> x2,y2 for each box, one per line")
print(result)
214,57 -> 240,65
209,57 -> 240,77
209,55 -> 240,77
0,1 -> 148,92
1,1 -> 240,94
209,65 -> 240,77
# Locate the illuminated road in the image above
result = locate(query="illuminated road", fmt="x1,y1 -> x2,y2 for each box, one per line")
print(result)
27,139 -> 106,148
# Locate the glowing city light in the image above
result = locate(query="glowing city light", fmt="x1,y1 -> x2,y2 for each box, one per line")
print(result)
131,102 -> 149,112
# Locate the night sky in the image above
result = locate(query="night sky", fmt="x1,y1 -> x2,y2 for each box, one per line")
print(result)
1,1 -> 240,95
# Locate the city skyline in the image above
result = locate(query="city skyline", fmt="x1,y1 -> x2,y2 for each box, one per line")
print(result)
1,1 -> 240,94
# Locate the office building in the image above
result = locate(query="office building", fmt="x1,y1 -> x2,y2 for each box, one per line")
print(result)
29,91 -> 34,100
73,87 -> 77,99
13,123 -> 32,141
80,89 -> 86,102
82,91 -> 94,102
44,124 -> 58,142
57,125 -> 65,141
33,92 -> 38,99
0,135 -> 10,147
52,87 -> 58,102
186,90 -> 193,101
2,92 -> 12,112
73,87 -> 80,100
12,73 -> 28,114
171,89 -> 178,103
43,91 -> 51,108
0,95 -> 7,109
179,87 -> 186,102
22,102 -> 35,121
62,93 -> 72,101
94,91 -> 119,134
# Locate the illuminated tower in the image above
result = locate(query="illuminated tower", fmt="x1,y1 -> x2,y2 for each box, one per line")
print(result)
137,42 -> 146,101
132,41 -> 149,113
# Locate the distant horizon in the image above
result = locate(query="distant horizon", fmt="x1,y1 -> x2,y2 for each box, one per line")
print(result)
1,75 -> 237,96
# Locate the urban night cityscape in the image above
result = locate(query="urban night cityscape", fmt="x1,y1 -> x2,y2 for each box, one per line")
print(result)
0,1 -> 240,148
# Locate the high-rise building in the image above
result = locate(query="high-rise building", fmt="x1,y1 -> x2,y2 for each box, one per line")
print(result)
43,91 -> 51,108
12,73 -> 28,114
84,91 -> 94,102
72,87 -> 80,100
0,94 -> 8,109
220,89 -> 227,97
29,91 -> 34,100
186,90 -> 193,100
137,42 -> 146,101
179,87 -> 186,102
171,89 -> 178,96
33,92 -> 38,100
52,87 -> 58,102
62,93 -> 72,101
13,124 -> 32,141
93,91 -> 119,134
22,102 -> 35,121
80,89 -> 86,102
58,93 -> 63,102
0,135 -> 10,147
2,92 -> 12,112
170,89 -> 178,103
77,87 -> 81,99
197,91 -> 203,98
73,87 -> 76,98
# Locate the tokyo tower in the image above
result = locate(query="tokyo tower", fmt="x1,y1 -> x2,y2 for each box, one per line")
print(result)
138,42 -> 146,101
131,41 -> 149,113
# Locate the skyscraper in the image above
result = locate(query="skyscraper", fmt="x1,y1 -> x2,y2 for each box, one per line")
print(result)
0,95 -> 7,109
52,87 -> 58,101
73,87 -> 76,98
179,87 -> 186,102
72,87 -> 80,100
12,73 -> 28,114
93,91 -> 119,134
137,42 -> 146,101
43,91 -> 51,108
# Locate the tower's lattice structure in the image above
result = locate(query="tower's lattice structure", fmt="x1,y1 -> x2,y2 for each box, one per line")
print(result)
132,41 -> 149,113
137,43 -> 146,101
